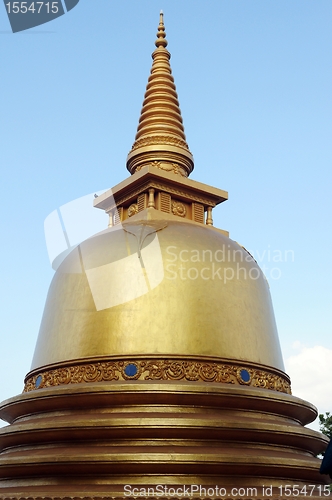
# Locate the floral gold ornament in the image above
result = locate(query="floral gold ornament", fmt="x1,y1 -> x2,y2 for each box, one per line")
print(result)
136,161 -> 187,177
171,201 -> 186,217
24,358 -> 291,395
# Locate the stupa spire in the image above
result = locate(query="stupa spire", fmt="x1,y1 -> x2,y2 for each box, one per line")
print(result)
156,10 -> 167,48
126,13 -> 194,177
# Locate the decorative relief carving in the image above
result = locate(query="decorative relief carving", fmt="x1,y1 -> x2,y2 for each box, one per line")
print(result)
136,161 -> 161,171
153,161 -> 186,177
136,161 -> 187,177
24,363 -> 120,392
172,201 -> 186,217
128,203 -> 138,217
24,359 -> 291,395
170,163 -> 186,177
131,135 -> 190,152
149,160 -> 161,167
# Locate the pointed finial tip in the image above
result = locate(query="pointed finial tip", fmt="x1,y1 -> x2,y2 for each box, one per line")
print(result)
155,9 -> 167,48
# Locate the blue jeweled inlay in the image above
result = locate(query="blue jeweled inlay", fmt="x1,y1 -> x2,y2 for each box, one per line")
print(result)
35,375 -> 43,388
124,363 -> 138,377
240,369 -> 250,383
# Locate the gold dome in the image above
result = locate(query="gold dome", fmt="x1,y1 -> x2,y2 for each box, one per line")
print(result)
30,216 -> 284,374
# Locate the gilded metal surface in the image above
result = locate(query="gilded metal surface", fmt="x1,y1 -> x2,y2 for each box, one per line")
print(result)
23,357 -> 291,394
0,381 -> 328,497
132,136 -> 190,153
94,166 -> 228,214
113,179 -> 221,208
126,13 -> 194,177
30,220 -> 285,371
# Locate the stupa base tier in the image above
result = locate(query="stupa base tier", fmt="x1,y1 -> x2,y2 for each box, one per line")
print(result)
0,382 -> 329,497
0,380 -> 329,499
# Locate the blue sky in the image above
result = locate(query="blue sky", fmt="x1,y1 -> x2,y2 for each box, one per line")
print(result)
0,1 -> 331,428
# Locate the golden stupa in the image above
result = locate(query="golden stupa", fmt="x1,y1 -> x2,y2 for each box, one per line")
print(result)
0,13 -> 329,499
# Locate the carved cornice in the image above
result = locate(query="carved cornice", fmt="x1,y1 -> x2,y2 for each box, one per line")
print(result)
109,181 -> 217,211
144,182 -> 217,207
24,358 -> 291,394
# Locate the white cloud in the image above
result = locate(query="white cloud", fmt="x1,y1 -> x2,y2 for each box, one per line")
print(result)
285,344 -> 332,431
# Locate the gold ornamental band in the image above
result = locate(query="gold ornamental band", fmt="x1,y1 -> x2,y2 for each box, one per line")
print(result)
24,358 -> 291,394
131,134 -> 191,152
